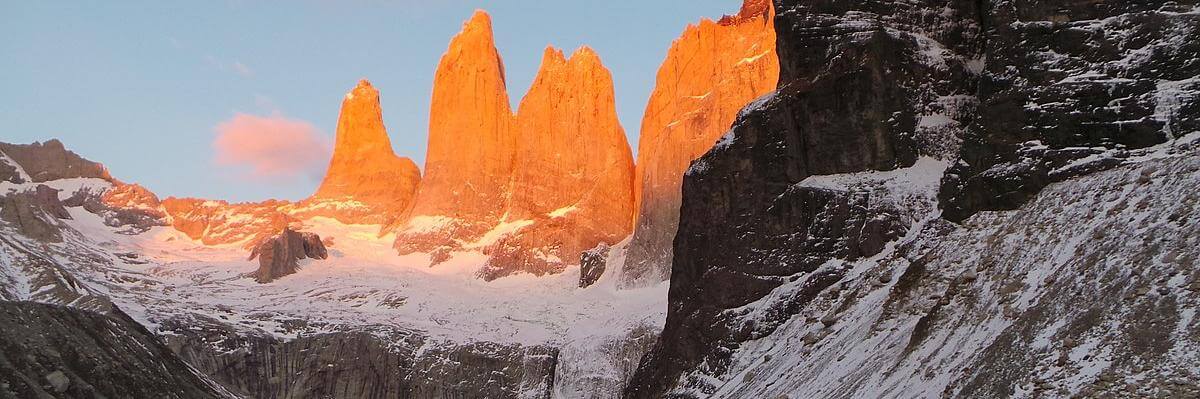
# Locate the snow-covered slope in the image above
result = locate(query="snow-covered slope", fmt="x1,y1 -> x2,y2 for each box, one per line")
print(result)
704,139 -> 1200,398
0,167 -> 668,398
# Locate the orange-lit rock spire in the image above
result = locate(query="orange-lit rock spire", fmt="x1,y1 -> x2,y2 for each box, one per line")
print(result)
620,0 -> 779,287
480,45 -> 635,279
394,11 -> 635,279
394,10 -> 518,263
309,79 -> 421,225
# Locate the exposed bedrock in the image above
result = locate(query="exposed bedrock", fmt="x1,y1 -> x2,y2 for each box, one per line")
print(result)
0,302 -> 228,398
160,315 -> 557,399
939,0 -> 1200,221
248,227 -> 328,283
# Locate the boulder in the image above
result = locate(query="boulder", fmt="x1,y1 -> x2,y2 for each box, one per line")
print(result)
578,243 -> 609,288
248,227 -> 328,283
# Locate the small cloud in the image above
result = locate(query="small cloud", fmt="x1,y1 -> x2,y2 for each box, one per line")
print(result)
213,113 -> 331,181
205,55 -> 253,77
230,60 -> 253,77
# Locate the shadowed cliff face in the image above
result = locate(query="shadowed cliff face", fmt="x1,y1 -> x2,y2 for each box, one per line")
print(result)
310,80 -> 421,226
619,0 -> 779,288
626,0 -> 984,395
160,315 -> 557,399
626,0 -> 1198,396
0,302 -> 228,398
395,11 -> 635,279
939,0 -> 1200,221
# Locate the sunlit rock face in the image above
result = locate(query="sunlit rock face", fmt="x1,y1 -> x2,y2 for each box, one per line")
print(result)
619,0 -> 779,287
308,80 -> 421,226
395,10 -> 517,263
161,198 -> 297,249
396,11 -> 635,279
480,47 -> 635,279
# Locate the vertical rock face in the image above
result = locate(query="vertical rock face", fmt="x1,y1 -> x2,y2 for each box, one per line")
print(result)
309,80 -> 421,225
939,0 -> 1200,221
479,47 -> 635,279
628,0 -> 1198,396
619,0 -> 780,288
396,11 -> 635,279
626,0 -> 983,395
397,10 -> 517,261
161,317 -> 558,399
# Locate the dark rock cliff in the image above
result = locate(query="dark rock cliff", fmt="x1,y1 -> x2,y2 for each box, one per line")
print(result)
0,302 -> 228,398
626,0 -> 1196,397
626,0 -> 982,396
160,315 -> 557,399
939,0 -> 1200,221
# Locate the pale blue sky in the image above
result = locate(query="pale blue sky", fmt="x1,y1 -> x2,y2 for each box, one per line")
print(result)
1,1 -> 743,202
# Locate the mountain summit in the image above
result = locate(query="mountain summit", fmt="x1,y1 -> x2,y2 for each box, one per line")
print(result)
394,11 -> 635,278
309,79 -> 421,225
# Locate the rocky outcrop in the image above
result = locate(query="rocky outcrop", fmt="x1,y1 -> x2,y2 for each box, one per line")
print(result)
579,243 -> 609,288
0,185 -> 71,242
619,0 -> 779,288
0,150 -> 25,184
248,227 -> 327,283
0,140 -> 113,183
98,183 -> 170,231
160,315 -> 557,399
0,302 -> 228,398
939,0 -> 1200,221
161,197 -> 297,248
396,11 -> 635,279
309,80 -> 422,225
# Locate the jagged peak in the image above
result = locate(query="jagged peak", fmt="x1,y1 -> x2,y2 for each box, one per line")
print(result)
569,45 -> 602,65
540,46 -> 567,66
720,0 -> 774,25
345,78 -> 380,101
458,9 -> 496,41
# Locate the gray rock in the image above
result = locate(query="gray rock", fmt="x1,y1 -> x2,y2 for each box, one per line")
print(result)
0,185 -> 71,242
248,227 -> 328,283
44,371 -> 68,393
0,301 -> 227,398
0,140 -> 113,183
579,243 -> 609,288
159,315 -> 557,399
